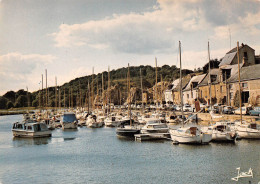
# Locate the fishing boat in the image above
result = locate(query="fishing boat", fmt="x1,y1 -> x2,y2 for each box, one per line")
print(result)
60,112 -> 78,129
12,121 -> 52,138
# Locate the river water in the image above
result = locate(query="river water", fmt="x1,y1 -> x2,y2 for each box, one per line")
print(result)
0,115 -> 259,184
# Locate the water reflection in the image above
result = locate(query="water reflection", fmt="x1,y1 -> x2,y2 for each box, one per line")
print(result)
12,137 -> 51,147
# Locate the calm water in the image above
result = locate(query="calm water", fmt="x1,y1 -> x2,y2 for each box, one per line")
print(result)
0,115 -> 260,184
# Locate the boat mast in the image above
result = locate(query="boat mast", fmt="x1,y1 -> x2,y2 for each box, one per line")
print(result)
102,72 -> 105,116
140,68 -> 144,113
108,66 -> 110,114
88,80 -> 90,113
63,89 -> 66,109
155,57 -> 158,108
237,41 -> 242,124
128,63 -> 132,126
45,69 -> 48,108
55,76 -> 57,111
179,41 -> 184,126
208,41 -> 212,125
42,74 -> 43,110
161,74 -> 163,105
92,67 -> 94,111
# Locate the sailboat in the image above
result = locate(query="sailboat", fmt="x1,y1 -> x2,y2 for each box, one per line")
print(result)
233,41 -> 260,139
202,42 -> 237,142
116,64 -> 141,137
169,41 -> 212,144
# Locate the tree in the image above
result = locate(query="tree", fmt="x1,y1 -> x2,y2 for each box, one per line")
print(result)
203,59 -> 220,73
0,96 -> 8,109
3,91 -> 16,103
14,95 -> 27,107
6,101 -> 14,109
32,99 -> 38,107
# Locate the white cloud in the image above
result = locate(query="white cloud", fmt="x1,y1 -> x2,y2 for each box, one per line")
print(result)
51,0 -> 260,55
0,52 -> 56,94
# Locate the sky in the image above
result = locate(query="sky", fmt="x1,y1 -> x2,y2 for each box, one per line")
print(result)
0,0 -> 260,95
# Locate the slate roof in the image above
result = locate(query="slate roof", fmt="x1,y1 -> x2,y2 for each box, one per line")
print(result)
183,74 -> 206,91
219,52 -> 237,66
169,75 -> 191,92
198,69 -> 219,87
227,64 -> 260,83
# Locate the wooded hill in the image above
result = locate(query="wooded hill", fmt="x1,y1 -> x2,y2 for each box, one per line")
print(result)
0,64 -> 194,109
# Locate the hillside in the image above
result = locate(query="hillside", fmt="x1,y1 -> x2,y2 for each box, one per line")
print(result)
0,65 -> 193,109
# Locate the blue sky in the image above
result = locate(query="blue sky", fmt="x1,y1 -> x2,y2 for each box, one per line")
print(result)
0,0 -> 260,95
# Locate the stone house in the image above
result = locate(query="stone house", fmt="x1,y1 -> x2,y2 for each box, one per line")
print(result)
183,74 -> 206,105
227,64 -> 260,106
165,75 -> 191,104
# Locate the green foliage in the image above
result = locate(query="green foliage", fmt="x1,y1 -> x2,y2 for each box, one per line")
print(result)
32,99 -> 38,107
0,96 -> 8,109
14,95 -> 27,108
6,101 -> 14,109
0,64 -> 194,109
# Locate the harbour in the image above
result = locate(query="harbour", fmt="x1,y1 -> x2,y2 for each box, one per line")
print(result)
1,114 -> 260,184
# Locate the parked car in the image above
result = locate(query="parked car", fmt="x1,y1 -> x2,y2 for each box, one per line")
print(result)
183,104 -> 192,112
222,106 -> 234,114
249,107 -> 260,116
234,107 -> 251,115
205,106 -> 219,113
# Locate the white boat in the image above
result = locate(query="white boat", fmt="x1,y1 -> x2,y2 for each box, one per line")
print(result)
140,119 -> 169,134
202,122 -> 237,142
86,115 -> 104,128
12,121 -> 52,138
170,126 -> 212,144
235,122 -> 260,139
60,112 -> 78,129
104,116 -> 121,127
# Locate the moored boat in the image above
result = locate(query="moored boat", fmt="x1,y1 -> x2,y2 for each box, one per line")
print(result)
12,121 -> 52,138
60,112 -> 78,129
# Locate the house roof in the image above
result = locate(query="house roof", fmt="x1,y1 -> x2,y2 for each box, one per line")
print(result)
226,44 -> 254,54
183,74 -> 206,91
227,64 -> 260,83
219,44 -> 255,66
219,52 -> 237,66
198,69 -> 219,87
169,75 -> 191,92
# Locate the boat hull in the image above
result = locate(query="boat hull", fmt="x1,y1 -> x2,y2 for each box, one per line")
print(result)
236,129 -> 260,139
61,122 -> 78,129
170,129 -> 211,144
116,128 -> 140,137
12,130 -> 52,138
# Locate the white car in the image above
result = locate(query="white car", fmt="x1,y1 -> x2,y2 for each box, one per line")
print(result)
234,107 -> 250,115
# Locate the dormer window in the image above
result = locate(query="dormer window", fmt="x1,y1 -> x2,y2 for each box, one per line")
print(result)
222,69 -> 231,81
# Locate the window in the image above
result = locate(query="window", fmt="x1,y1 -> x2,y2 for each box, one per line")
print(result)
242,83 -> 248,88
220,86 -> 223,93
191,91 -> 193,98
229,84 -> 233,89
187,94 -> 189,99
